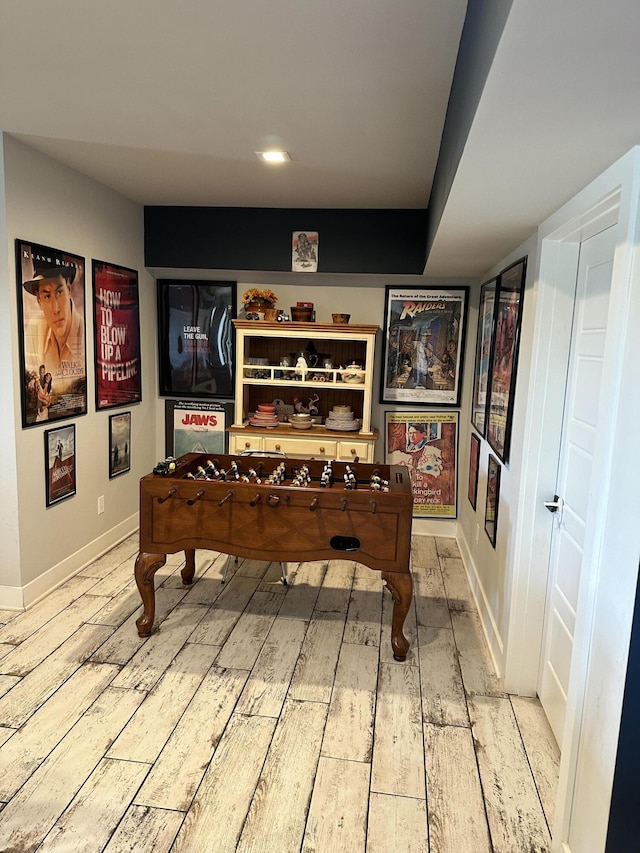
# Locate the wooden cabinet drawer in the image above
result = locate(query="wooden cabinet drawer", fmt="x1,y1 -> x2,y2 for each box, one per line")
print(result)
263,435 -> 337,459
229,434 -> 264,455
336,440 -> 372,462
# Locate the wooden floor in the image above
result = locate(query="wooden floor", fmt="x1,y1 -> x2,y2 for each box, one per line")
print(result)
0,534 -> 560,852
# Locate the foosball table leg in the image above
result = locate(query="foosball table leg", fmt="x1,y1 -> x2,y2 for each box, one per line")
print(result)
381,571 -> 414,661
135,551 -> 168,637
180,549 -> 196,585
221,554 -> 239,584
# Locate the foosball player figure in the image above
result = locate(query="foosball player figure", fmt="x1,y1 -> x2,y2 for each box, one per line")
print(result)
344,465 -> 357,488
319,461 -> 334,488
229,460 -> 241,479
371,470 -> 390,488
248,464 -> 263,483
205,460 -> 221,478
267,462 -> 287,485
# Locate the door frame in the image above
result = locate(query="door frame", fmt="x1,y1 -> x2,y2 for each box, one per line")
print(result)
504,147 -> 640,852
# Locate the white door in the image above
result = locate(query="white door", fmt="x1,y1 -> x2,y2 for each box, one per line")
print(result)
538,225 -> 615,746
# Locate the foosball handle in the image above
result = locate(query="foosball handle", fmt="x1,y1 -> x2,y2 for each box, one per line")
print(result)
187,489 -> 205,506
157,487 -> 177,504
218,490 -> 234,507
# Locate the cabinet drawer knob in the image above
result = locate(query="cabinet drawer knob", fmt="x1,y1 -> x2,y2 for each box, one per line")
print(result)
245,441 -> 251,448
275,444 -> 281,450
350,448 -> 356,455
319,446 -> 325,453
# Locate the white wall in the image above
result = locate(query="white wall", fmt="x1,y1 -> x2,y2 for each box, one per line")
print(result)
2,135 -> 158,605
0,139 -> 21,595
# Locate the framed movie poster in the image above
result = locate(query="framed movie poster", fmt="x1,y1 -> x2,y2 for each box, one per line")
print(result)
157,280 -> 236,399
164,400 -> 230,457
109,411 -> 131,478
485,453 -> 501,547
92,260 -> 141,410
380,286 -> 469,406
471,278 -> 497,436
385,411 -> 458,518
486,258 -> 527,463
468,432 -> 481,510
44,423 -> 76,506
16,239 -> 87,428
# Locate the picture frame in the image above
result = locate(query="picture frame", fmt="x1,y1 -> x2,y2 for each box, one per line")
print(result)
44,423 -> 76,506
468,432 -> 481,510
384,411 -> 459,518
484,453 -> 501,547
92,260 -> 142,410
157,280 -> 236,399
109,411 -> 131,478
471,278 -> 497,436
380,285 -> 469,406
16,239 -> 87,428
486,257 -> 527,463
164,399 -> 233,457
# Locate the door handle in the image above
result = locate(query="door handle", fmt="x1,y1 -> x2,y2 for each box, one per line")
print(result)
544,494 -> 564,525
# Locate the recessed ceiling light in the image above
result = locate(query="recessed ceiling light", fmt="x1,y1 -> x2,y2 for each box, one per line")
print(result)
256,150 -> 292,163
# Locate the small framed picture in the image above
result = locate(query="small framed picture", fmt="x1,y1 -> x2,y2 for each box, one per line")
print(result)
484,453 -> 501,547
109,411 -> 131,478
44,423 -> 76,506
468,432 -> 480,510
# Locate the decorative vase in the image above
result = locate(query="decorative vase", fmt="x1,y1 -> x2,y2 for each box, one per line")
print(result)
264,307 -> 279,321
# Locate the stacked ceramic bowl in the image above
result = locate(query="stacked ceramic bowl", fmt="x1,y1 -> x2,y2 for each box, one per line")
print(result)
249,403 -> 279,428
288,413 -> 313,430
325,405 -> 360,431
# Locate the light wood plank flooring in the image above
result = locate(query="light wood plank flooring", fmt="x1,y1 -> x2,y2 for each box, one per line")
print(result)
0,534 -> 559,852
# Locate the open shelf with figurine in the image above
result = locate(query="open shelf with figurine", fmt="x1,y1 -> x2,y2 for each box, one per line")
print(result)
229,320 -> 380,461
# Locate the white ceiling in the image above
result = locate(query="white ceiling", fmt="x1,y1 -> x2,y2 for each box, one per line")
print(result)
1,0 -> 639,277
0,0 -> 466,209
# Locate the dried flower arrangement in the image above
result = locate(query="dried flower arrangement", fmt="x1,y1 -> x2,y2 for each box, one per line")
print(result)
242,288 -> 278,307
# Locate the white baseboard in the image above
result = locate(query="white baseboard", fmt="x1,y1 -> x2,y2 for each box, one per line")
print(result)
0,513 -> 139,611
456,528 -> 505,680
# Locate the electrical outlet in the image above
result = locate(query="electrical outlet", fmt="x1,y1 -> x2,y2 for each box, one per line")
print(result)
98,495 -> 105,515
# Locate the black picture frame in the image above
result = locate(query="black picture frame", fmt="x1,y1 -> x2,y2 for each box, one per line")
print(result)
157,280 -> 236,399
92,260 -> 142,411
380,285 -> 469,406
484,453 -> 501,547
44,423 -> 76,506
486,257 -> 527,463
471,278 -> 497,436
109,411 -> 131,478
16,239 -> 87,428
468,432 -> 480,510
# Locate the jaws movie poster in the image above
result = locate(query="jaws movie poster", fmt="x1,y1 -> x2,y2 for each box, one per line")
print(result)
93,261 -> 142,410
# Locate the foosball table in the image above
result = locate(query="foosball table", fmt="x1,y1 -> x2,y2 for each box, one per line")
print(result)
134,452 -> 414,660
